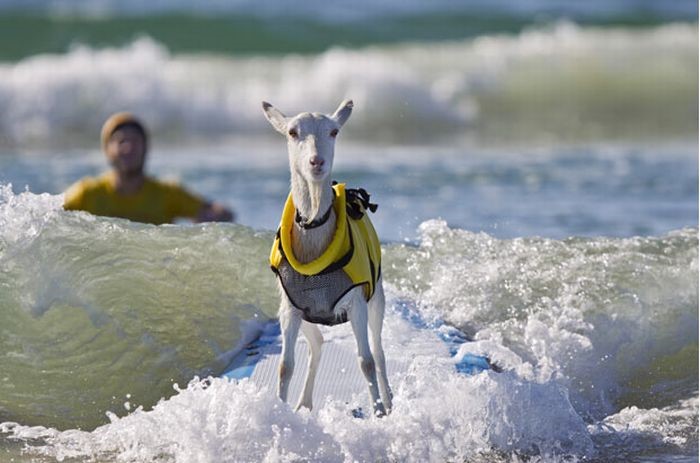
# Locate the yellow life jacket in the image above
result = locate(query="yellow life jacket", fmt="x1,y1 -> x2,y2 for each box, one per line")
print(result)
270,183 -> 381,325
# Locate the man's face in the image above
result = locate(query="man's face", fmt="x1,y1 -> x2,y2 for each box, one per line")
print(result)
105,126 -> 146,175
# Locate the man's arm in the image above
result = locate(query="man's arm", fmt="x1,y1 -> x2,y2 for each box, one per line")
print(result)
163,180 -> 234,223
63,179 -> 87,211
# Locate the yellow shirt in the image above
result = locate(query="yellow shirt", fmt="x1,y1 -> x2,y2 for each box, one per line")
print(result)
63,173 -> 205,225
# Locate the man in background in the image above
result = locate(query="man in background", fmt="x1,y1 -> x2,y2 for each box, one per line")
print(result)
64,112 -> 234,224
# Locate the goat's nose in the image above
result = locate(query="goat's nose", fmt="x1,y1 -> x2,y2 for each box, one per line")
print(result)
310,156 -> 324,167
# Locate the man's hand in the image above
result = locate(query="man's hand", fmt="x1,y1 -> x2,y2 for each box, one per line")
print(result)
197,202 -> 234,223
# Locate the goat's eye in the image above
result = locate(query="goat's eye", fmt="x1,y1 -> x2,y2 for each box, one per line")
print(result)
288,128 -> 298,138
330,128 -> 339,138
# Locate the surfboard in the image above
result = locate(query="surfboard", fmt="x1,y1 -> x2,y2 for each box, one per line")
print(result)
222,300 -> 496,409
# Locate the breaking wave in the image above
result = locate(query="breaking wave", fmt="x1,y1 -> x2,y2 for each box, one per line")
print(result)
0,186 -> 697,461
0,22 -> 696,147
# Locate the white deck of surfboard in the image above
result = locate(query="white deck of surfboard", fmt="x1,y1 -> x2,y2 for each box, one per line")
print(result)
223,314 -> 456,409
255,336 -> 402,408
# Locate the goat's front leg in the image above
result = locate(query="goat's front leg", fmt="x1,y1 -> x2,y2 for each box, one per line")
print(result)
368,281 -> 392,413
278,303 -> 301,404
349,301 -> 386,417
295,320 -> 323,411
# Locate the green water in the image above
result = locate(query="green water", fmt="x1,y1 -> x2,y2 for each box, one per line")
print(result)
0,214 -> 277,429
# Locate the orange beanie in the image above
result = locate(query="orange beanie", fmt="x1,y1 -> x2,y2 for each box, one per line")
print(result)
100,112 -> 148,152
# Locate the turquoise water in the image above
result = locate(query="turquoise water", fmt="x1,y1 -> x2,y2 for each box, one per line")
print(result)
0,1 -> 698,461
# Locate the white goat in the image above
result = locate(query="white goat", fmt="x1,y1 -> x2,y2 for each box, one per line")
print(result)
262,99 -> 392,417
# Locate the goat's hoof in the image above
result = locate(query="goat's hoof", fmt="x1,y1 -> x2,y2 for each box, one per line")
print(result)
373,402 -> 387,418
294,403 -> 313,412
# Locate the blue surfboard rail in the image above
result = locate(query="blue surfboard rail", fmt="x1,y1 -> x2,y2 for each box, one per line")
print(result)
392,299 -> 497,375
224,322 -> 281,380
456,354 -> 493,375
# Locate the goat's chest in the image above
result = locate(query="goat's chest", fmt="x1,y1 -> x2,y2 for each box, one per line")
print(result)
277,259 -> 357,326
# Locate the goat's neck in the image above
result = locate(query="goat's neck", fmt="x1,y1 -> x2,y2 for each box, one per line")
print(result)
290,175 -> 336,264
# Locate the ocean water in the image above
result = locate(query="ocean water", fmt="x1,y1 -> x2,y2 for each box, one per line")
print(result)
0,21 -> 697,147
0,1 -> 698,462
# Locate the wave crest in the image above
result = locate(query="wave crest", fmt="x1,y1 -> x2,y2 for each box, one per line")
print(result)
0,22 -> 696,147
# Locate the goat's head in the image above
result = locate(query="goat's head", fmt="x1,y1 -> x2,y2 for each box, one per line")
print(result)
262,100 -> 353,184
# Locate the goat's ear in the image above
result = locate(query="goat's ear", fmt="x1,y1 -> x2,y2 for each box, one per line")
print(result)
262,101 -> 288,135
331,99 -> 353,127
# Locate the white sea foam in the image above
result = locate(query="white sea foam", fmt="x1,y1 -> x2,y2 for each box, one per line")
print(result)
589,396 -> 699,459
0,184 -> 64,247
0,22 -> 695,147
385,220 -> 699,419
3,297 -> 595,462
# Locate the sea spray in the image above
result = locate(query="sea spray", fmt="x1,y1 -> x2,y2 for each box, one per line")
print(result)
384,220 -> 698,420
3,349 -> 595,462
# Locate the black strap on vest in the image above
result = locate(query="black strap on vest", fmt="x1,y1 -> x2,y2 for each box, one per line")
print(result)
332,181 -> 378,220
294,204 -> 333,229
294,188 -> 337,229
292,183 -> 378,229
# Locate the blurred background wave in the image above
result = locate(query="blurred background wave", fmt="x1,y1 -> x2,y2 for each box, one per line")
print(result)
0,0 -> 696,148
